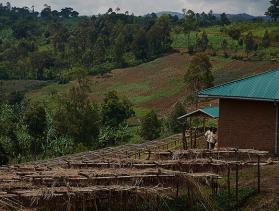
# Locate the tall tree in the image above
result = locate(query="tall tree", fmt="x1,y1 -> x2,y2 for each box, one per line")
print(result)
245,32 -> 255,57
262,30 -> 271,48
101,91 -> 135,128
220,13 -> 231,25
266,0 -> 279,21
53,74 -> 100,147
184,53 -> 214,100
183,9 -> 198,48
132,29 -> 148,60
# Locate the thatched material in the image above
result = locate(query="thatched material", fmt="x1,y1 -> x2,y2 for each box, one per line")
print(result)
0,141 -> 272,210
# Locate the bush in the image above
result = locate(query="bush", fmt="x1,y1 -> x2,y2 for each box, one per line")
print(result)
98,124 -> 131,148
168,102 -> 186,133
43,137 -> 74,157
140,110 -> 161,141
228,28 -> 241,40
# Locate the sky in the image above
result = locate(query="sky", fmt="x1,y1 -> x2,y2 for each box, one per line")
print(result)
2,0 -> 270,16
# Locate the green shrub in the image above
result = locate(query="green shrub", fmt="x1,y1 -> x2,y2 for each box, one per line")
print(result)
140,110 -> 161,140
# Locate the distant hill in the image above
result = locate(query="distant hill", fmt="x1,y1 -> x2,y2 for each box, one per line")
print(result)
156,11 -> 268,22
156,11 -> 184,19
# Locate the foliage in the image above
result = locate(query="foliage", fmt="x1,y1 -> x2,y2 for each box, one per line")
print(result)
0,3 -> 172,80
220,13 -> 231,26
228,28 -> 241,40
52,77 -> 100,147
101,91 -> 135,128
24,103 -> 47,138
265,0 -> 279,21
245,32 -> 256,55
168,102 -> 186,133
140,110 -> 161,140
262,30 -> 271,48
197,31 -> 209,51
184,53 -> 214,94
98,124 -> 131,148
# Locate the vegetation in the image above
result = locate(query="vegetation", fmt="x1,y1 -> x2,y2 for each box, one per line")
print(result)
140,110 -> 161,140
0,3 -> 172,81
184,53 -> 214,101
0,0 -> 279,164
168,102 -> 187,133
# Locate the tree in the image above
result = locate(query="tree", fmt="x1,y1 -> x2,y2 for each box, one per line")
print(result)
41,4 -> 52,18
147,15 -> 171,56
30,51 -> 56,80
221,39 -> 228,55
132,29 -> 148,60
245,32 -> 255,57
53,75 -> 100,147
140,110 -> 161,140
228,28 -> 241,40
184,53 -> 214,98
262,30 -> 271,48
113,33 -> 125,65
199,31 -> 209,51
220,13 -> 230,25
101,91 -> 135,128
265,0 -> 279,22
24,103 -> 47,138
168,102 -> 186,133
183,9 -> 198,48
60,7 -> 73,18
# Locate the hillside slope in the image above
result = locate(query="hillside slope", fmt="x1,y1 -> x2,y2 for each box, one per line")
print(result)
27,53 -> 279,118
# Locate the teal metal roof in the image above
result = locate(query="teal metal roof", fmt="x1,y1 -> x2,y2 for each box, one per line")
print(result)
178,106 -> 219,119
199,69 -> 279,101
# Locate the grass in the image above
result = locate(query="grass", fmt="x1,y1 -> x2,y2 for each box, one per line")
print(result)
27,53 -> 189,117
0,80 -> 49,94
172,26 -> 239,50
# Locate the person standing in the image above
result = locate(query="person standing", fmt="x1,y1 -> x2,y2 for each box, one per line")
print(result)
204,127 -> 213,150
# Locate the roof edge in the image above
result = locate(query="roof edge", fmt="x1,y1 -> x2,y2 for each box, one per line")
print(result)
199,69 -> 279,96
198,94 -> 279,102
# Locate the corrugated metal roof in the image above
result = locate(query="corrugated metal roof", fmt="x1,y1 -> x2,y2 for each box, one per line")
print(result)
178,106 -> 219,119
199,69 -> 279,101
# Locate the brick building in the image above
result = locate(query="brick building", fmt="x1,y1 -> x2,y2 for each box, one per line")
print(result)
199,70 -> 279,154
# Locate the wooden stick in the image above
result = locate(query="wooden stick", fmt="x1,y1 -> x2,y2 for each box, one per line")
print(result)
257,155 -> 261,193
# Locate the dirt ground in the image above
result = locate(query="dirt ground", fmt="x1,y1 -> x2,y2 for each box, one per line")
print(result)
240,162 -> 279,211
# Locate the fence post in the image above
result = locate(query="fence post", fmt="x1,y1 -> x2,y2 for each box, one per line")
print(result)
227,166 -> 231,208
257,155 -> 261,193
235,163 -> 239,205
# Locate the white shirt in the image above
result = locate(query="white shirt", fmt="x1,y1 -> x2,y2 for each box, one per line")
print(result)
205,130 -> 213,143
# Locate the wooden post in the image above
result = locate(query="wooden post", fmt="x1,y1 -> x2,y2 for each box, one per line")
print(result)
190,129 -> 193,149
182,125 -> 187,150
227,166 -> 231,208
235,164 -> 239,205
257,155 -> 261,193
176,181 -> 179,198
194,129 -> 197,148
187,187 -> 193,211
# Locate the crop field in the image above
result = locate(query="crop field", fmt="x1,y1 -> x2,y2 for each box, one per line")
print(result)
27,52 -> 279,119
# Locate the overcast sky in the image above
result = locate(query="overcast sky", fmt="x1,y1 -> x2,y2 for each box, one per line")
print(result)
3,0 -> 270,16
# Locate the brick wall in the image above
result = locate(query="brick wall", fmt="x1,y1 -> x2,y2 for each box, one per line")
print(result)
218,99 -> 276,153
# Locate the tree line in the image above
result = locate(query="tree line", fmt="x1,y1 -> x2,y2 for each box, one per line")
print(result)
0,3 -> 172,81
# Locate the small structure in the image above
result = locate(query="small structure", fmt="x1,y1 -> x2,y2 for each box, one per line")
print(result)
199,69 -> 279,154
178,106 -> 219,120
178,106 -> 219,149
